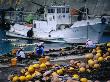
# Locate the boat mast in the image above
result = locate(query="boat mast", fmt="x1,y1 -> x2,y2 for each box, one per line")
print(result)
84,0 -> 88,20
84,0 -> 89,40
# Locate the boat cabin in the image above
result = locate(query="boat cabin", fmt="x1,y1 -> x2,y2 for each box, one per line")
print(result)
45,5 -> 71,25
33,5 -> 71,32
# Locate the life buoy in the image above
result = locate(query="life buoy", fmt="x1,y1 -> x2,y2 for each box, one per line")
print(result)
101,17 -> 106,24
70,8 -> 78,15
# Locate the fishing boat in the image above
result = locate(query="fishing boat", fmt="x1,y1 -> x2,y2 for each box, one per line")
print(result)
6,4 -> 108,43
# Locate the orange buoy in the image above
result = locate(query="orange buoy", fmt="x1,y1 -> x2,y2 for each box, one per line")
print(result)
11,58 -> 17,66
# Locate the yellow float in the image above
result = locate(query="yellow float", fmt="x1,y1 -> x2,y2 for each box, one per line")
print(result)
72,74 -> 79,79
88,59 -> 95,66
40,63 -> 47,70
98,57 -> 104,62
28,66 -> 35,73
79,67 -> 86,72
26,74 -> 32,81
94,64 -> 100,68
96,53 -> 102,57
57,69 -> 63,75
19,76 -> 26,82
12,76 -> 19,82
33,64 -> 40,68
107,42 -> 110,47
80,78 -> 88,82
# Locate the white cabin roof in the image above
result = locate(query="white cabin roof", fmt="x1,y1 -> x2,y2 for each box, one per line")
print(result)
49,5 -> 70,8
71,18 -> 101,28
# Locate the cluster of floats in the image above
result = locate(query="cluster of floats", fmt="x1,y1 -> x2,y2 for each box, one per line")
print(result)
0,43 -> 87,63
7,42 -> 110,82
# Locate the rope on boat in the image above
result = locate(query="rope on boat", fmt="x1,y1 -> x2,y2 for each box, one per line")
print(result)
11,43 -> 38,47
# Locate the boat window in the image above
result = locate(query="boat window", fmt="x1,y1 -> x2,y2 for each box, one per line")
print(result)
51,8 -> 55,13
62,8 -> 65,13
33,23 -> 36,28
53,16 -> 55,19
57,8 -> 61,13
66,8 -> 69,13
48,9 -> 51,13
48,8 -> 55,13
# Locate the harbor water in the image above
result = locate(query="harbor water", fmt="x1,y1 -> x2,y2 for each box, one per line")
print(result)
0,29 -> 72,55
0,29 -> 110,55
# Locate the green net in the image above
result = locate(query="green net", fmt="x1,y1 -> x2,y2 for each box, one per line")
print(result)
25,14 -> 34,24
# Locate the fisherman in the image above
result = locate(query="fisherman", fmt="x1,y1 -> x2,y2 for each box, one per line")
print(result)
39,42 -> 44,48
35,42 -> 44,59
16,47 -> 26,63
27,28 -> 34,38
86,39 -> 96,48
86,39 -> 96,52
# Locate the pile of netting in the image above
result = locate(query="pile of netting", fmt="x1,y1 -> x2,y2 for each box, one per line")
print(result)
8,42 -> 110,82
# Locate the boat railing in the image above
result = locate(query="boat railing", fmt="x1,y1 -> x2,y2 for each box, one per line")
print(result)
5,11 -> 38,23
4,10 -> 110,25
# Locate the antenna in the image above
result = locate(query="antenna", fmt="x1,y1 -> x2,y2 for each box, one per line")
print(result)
53,1 -> 57,5
63,0 -> 66,5
84,0 -> 88,20
85,5 -> 88,20
84,0 -> 89,40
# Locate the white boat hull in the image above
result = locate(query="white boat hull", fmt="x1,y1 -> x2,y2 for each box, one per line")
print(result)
33,23 -> 107,43
6,19 -> 107,43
